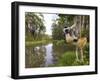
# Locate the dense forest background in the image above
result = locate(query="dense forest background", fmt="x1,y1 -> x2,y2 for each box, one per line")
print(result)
25,12 -> 89,42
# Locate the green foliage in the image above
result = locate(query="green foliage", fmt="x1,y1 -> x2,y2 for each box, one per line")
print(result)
53,40 -> 65,46
56,40 -> 65,45
52,14 -> 75,40
81,27 -> 89,42
56,43 -> 89,66
84,43 -> 89,62
58,14 -> 75,26
25,12 -> 46,41
58,51 -> 76,66
26,40 -> 52,46
25,12 -> 45,31
52,26 -> 64,40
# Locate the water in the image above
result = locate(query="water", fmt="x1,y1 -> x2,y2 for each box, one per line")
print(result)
25,42 -> 75,68
45,44 -> 53,67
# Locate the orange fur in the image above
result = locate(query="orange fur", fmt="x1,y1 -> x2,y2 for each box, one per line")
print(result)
77,37 -> 87,49
65,34 -> 87,61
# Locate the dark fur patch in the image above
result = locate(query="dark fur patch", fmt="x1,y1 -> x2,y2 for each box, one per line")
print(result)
73,39 -> 78,42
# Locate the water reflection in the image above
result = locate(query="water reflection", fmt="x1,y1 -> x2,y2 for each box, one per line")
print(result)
25,45 -> 46,68
25,42 -> 75,68
45,44 -> 53,67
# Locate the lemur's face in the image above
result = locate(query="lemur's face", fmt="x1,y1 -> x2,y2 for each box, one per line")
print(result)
65,28 -> 71,35
64,28 -> 78,43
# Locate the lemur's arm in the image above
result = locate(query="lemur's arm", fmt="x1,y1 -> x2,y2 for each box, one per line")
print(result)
64,23 -> 76,30
63,23 -> 76,34
70,23 -> 76,29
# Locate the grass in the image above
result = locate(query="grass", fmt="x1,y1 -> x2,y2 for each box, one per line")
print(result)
57,51 -> 76,66
57,50 -> 89,66
26,40 -> 52,46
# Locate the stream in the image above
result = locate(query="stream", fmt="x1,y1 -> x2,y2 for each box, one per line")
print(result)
25,42 -> 75,68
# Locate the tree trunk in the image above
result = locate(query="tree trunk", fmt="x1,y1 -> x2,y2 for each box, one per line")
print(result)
73,16 -> 82,37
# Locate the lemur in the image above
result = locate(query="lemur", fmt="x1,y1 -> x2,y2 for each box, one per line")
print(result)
63,24 -> 87,62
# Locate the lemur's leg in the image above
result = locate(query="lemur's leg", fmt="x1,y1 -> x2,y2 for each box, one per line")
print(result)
80,48 -> 84,62
76,47 -> 79,61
